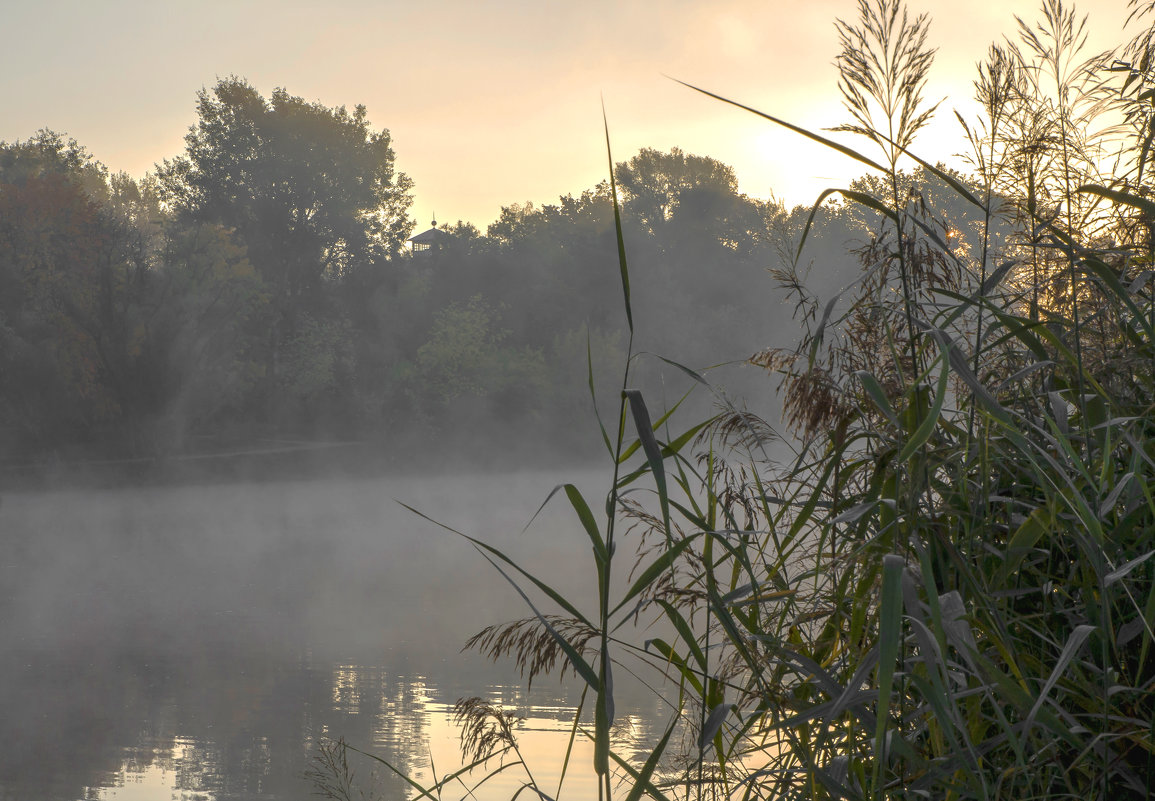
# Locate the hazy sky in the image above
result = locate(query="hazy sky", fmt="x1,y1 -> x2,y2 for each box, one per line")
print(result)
0,0 -> 1136,229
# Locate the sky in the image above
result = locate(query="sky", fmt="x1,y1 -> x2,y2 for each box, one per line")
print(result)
0,0 -> 1138,231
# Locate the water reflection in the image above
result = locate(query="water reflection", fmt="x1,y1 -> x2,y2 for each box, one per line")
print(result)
0,648 -> 647,801
0,472 -> 664,800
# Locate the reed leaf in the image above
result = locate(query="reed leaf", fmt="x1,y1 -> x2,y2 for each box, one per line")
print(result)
871,554 -> 905,796
624,389 -> 671,537
611,535 -> 695,620
1023,623 -> 1096,735
897,348 -> 948,463
603,104 -> 632,334
616,720 -> 679,801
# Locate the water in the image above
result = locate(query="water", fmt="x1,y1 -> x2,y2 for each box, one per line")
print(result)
0,470 -> 669,801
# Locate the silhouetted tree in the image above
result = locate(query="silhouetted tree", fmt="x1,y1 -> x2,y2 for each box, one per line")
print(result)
615,147 -> 750,239
0,133 -> 153,455
157,78 -> 415,411
145,222 -> 268,449
0,132 -> 274,459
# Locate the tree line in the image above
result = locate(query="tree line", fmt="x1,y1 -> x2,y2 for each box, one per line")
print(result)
311,1 -> 1155,798
1,76 -> 892,471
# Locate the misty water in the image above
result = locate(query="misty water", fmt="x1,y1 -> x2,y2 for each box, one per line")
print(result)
1,469 -> 669,801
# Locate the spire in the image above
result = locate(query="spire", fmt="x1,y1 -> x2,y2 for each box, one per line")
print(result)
408,211 -> 449,254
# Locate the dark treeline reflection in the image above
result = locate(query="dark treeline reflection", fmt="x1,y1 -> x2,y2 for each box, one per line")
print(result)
1,639 -> 567,801
0,472 -> 667,800
0,76 -> 989,478
3,641 -> 612,801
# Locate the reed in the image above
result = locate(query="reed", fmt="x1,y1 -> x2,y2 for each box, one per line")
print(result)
313,1 -> 1155,798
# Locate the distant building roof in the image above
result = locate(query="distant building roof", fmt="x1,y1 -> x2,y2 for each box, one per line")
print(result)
409,217 -> 451,254
409,227 -> 450,246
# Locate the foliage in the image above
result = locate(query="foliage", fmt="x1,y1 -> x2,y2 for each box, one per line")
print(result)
0,128 -> 793,467
0,131 -> 273,459
143,221 -> 267,449
157,77 -> 415,284
0,133 -> 154,454
316,1 -> 1155,800
408,294 -> 550,434
615,147 -> 762,248
155,77 -> 415,425
1,48 -> 814,470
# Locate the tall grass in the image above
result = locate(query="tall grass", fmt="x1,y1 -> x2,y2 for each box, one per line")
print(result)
313,1 -> 1155,798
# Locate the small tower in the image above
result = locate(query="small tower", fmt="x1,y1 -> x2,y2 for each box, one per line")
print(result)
408,214 -> 449,255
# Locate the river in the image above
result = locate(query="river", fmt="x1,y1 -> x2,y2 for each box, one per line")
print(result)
0,468 -> 672,800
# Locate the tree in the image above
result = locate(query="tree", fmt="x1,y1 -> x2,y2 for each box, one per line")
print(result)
159,78 -> 414,283
0,129 -> 110,200
0,133 -> 137,454
0,131 -> 276,459
157,78 -> 415,398
614,147 -> 758,244
144,221 -> 268,449
411,295 -> 546,423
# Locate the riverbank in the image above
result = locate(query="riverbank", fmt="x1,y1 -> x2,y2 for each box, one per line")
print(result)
0,428 -> 607,491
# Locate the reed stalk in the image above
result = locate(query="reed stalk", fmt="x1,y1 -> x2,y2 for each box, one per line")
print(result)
313,3 -> 1155,799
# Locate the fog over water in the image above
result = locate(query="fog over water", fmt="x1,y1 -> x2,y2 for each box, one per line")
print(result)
0,146 -> 932,798
1,469 -> 674,800
0,56 -> 998,801
7,0 -> 1153,794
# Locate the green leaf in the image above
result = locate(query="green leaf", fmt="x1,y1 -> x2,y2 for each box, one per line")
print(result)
645,638 -> 704,694
594,657 -> 613,776
619,718 -> 679,801
602,104 -> 632,333
611,535 -> 695,619
657,599 -> 707,671
1101,471 -> 1135,518
654,354 -> 712,387
480,551 -> 602,690
616,395 -> 700,464
1082,253 -> 1155,342
855,370 -> 898,425
794,188 -> 900,264
698,702 -> 731,753
671,79 -> 888,175
1105,550 -> 1155,586
830,499 -> 881,525
1077,184 -> 1155,218
838,188 -> 901,224
624,389 -> 671,536
1023,624 -> 1095,734
398,501 -> 595,628
898,349 -> 948,463
563,484 -> 609,567
587,329 -> 614,456
1001,505 -> 1052,584
872,554 -> 905,795
919,323 -> 1010,423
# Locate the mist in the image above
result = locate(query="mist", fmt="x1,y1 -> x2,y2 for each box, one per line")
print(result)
0,67 -> 1001,801
1,469 -> 649,799
0,113 -> 881,478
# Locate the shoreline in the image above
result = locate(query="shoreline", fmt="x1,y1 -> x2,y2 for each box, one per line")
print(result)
0,434 -> 607,492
